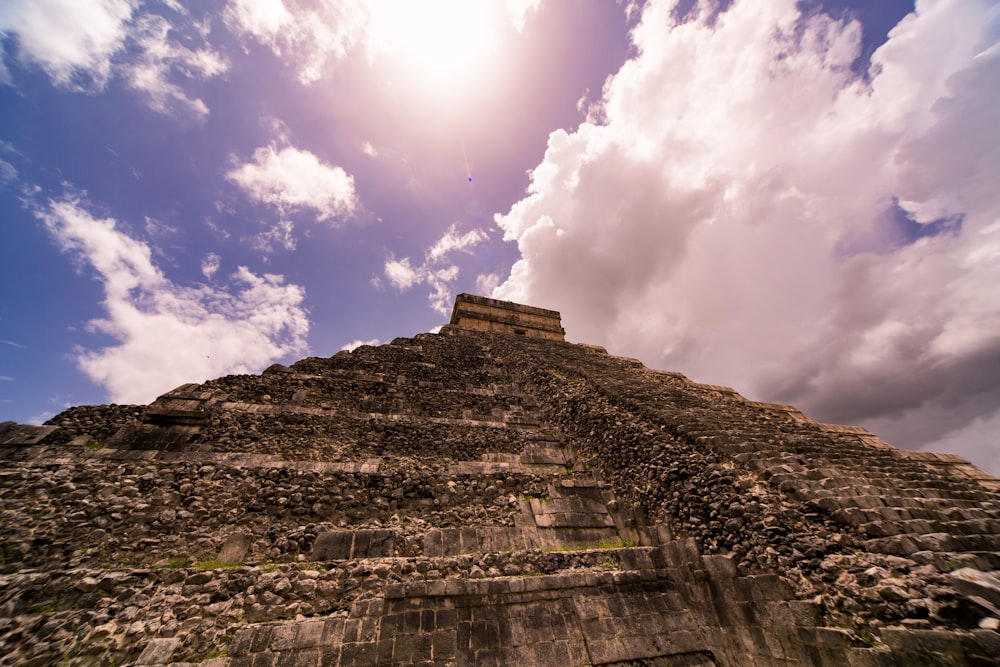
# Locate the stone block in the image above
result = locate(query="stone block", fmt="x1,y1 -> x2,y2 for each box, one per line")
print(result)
746,574 -> 791,601
456,620 -> 472,650
586,637 -> 626,664
318,646 -> 341,667
950,567 -> 1000,608
340,619 -> 361,644
249,626 -> 275,654
662,539 -> 702,567
275,648 -> 320,667
230,628 -> 257,657
246,653 -> 278,667
134,637 -> 180,665
352,530 -> 372,555
459,526 -> 479,551
912,629 -> 968,655
422,529 -> 444,556
845,647 -> 897,667
971,628 -> 1000,658
269,624 -> 299,652
0,423 -> 58,446
312,531 -> 354,560
311,529 -> 394,560
814,627 -> 854,649
218,532 -> 253,563
321,617 -> 345,645
295,620 -> 326,649
431,628 -> 457,661
702,554 -> 737,579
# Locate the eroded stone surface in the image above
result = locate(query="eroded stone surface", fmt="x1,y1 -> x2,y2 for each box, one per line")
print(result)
1,297 -> 998,666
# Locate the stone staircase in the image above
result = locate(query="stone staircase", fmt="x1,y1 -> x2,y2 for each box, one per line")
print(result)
1,325 -> 999,665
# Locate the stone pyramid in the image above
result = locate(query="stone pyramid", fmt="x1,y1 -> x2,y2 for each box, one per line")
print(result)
2,294 -> 1000,666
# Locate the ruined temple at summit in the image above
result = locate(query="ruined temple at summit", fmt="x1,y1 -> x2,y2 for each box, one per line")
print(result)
3,294 -> 1000,666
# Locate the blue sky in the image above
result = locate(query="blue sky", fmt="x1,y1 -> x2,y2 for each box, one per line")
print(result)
3,0 -> 1000,474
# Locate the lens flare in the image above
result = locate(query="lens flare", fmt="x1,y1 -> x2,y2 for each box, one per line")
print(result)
368,0 -> 501,90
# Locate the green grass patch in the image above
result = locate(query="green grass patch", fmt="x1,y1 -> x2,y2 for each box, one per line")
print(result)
197,648 -> 229,662
598,536 -> 636,549
193,559 -> 241,570
542,536 -> 637,553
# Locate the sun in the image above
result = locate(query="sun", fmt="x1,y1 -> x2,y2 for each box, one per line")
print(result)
368,0 -> 502,91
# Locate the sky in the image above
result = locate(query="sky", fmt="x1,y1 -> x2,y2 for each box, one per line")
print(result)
2,0 -> 999,474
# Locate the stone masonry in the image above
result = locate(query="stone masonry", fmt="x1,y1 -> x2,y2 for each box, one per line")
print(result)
1,295 -> 999,666
447,293 -> 565,340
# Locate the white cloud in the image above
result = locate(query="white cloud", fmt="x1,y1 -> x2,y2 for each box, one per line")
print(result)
224,0 -> 542,84
340,338 -> 380,352
225,0 -> 293,41
227,144 -> 358,223
383,223 -> 488,314
245,219 -> 297,253
27,410 -> 56,426
0,0 -> 135,89
494,0 -> 1000,472
384,257 -> 419,291
505,0 -> 541,31
224,0 -> 370,84
427,226 -> 488,264
124,13 -> 228,118
475,272 -> 501,296
200,252 -> 221,279
0,159 -> 18,183
0,1 -> 226,116
36,197 -> 309,404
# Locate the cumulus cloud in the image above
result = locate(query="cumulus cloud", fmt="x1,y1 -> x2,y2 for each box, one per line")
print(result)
494,0 -> 1000,472
0,0 -> 226,115
340,338 -> 380,352
0,159 -> 18,184
476,272 -> 501,296
244,219 -> 297,254
0,0 -> 135,89
224,0 -> 370,84
384,257 -> 420,291
227,144 -> 357,224
124,13 -> 228,118
35,197 -> 309,404
383,224 -> 487,314
200,252 -> 221,279
427,226 -> 488,263
224,0 -> 543,83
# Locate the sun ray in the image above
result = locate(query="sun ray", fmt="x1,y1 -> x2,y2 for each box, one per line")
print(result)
368,0 -> 502,91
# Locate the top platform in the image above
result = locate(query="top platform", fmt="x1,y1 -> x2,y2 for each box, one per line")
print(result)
446,293 -> 566,340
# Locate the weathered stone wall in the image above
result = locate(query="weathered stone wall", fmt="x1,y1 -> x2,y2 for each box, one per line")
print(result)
1,310 -> 998,666
448,293 -> 565,340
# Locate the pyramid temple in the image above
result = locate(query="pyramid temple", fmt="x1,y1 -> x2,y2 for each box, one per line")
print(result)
2,294 -> 1000,666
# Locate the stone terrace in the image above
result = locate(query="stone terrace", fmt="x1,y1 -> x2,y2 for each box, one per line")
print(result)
1,303 -> 999,666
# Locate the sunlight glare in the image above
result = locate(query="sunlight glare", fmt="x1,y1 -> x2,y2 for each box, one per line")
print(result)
369,0 -> 502,90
